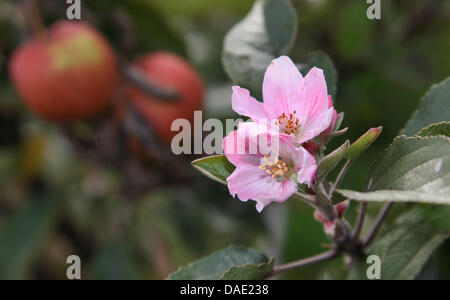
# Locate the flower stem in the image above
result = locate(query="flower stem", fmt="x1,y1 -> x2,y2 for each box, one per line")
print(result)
352,201 -> 367,242
271,250 -> 340,277
363,202 -> 393,248
329,159 -> 352,197
293,192 -> 316,208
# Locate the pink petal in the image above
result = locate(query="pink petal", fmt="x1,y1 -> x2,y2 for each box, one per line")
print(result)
232,86 -> 268,121
236,122 -> 287,158
227,164 -> 273,202
297,107 -> 335,144
296,147 -> 317,186
223,130 -> 260,166
262,56 -> 304,119
302,67 -> 329,118
254,180 -> 297,212
322,96 -> 338,137
227,165 -> 297,213
262,180 -> 298,204
292,67 -> 333,143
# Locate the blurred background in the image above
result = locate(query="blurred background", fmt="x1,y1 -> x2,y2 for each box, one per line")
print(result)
0,0 -> 449,279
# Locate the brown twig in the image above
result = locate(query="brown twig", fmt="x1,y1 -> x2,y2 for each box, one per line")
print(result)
22,0 -> 46,40
120,62 -> 180,101
329,159 -> 351,197
270,250 -> 340,277
364,202 -> 393,248
353,201 -> 367,242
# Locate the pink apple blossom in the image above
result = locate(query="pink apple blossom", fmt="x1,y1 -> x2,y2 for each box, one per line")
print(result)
232,56 -> 335,145
223,125 -> 317,212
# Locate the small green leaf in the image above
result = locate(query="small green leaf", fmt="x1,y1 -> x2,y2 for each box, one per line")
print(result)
317,140 -> 350,181
333,112 -> 345,133
222,0 -> 297,98
416,121 -> 450,138
0,196 -> 64,279
192,155 -> 235,185
349,207 -> 450,280
219,257 -> 274,280
337,189 -> 450,205
401,77 -> 450,136
302,51 -> 338,99
168,245 -> 271,280
346,127 -> 383,160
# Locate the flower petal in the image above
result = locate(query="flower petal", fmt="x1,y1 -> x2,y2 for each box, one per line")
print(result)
227,164 -> 273,202
232,86 -> 268,121
301,67 -> 329,118
262,56 -> 304,119
223,130 -> 260,166
291,67 -> 333,142
296,147 -> 317,186
254,180 -> 298,212
228,164 -> 297,213
298,107 -> 335,144
322,96 -> 338,137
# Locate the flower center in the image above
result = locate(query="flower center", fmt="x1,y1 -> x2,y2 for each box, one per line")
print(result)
258,155 -> 290,179
276,111 -> 300,135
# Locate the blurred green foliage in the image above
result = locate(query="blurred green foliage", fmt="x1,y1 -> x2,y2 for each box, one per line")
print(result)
0,0 -> 449,279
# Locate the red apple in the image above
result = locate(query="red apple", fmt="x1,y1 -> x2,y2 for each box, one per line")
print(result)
126,52 -> 204,145
9,21 -> 118,121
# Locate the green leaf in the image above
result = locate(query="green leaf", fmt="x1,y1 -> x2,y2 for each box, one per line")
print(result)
337,189 -> 450,205
192,155 -> 235,185
349,207 -> 450,280
302,51 -> 338,99
368,136 -> 450,193
219,257 -> 274,280
317,140 -> 350,181
333,112 -> 345,133
401,77 -> 450,136
416,122 -> 450,138
346,127 -> 383,161
0,196 -> 64,279
342,135 -> 450,205
168,245 -> 271,280
222,0 -> 297,98
339,136 -> 450,204
264,0 -> 297,54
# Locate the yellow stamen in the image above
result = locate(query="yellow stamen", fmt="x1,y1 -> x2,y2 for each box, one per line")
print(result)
259,155 -> 290,179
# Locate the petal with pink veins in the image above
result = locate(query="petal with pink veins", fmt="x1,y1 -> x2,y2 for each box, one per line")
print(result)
262,56 -> 304,119
297,147 -> 317,186
232,86 -> 269,121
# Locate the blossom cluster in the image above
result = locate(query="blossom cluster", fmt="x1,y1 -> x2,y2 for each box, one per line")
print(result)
223,56 -> 337,212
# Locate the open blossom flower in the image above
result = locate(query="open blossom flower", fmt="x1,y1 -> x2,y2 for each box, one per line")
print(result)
223,125 -> 317,212
232,56 -> 335,145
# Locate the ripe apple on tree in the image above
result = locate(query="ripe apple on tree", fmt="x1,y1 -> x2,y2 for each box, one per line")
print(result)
126,52 -> 204,146
9,21 -> 118,121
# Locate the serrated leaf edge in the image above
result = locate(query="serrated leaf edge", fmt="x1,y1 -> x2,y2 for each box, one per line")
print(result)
218,257 -> 275,280
400,77 -> 450,135
167,245 -> 266,280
